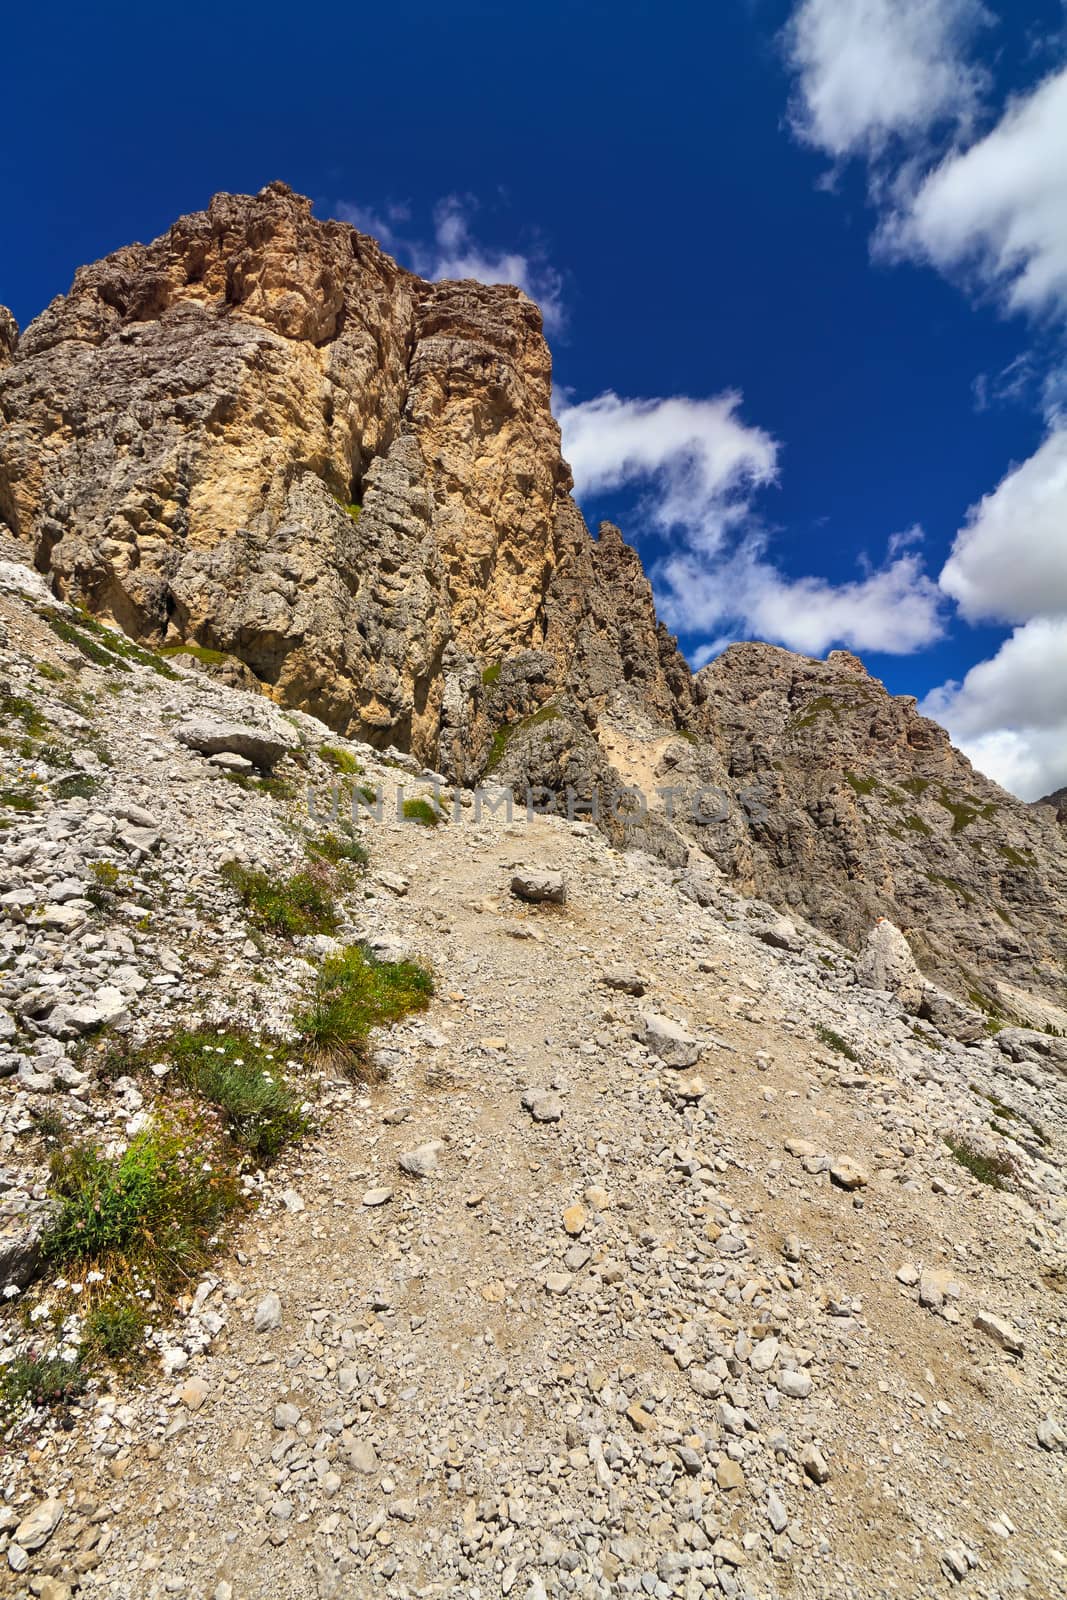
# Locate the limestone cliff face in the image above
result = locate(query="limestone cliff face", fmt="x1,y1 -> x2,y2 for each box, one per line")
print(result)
2,184 -> 1066,1013
0,184 -> 662,758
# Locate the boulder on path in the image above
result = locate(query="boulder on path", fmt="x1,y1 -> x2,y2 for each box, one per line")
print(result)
176,716 -> 299,771
511,870 -> 566,905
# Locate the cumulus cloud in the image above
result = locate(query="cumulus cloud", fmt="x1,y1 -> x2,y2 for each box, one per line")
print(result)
556,391 -> 778,549
784,0 -> 990,160
782,4 -> 1067,797
939,426 -> 1067,622
335,194 -> 565,332
557,389 -> 945,656
920,617 -> 1067,798
656,543 -> 945,657
883,66 -> 1067,319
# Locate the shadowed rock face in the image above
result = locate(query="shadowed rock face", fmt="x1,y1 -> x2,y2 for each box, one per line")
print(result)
2,183 -> 1066,1013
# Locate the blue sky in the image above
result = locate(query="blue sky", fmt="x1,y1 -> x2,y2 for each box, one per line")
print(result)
2,1 -> 1066,797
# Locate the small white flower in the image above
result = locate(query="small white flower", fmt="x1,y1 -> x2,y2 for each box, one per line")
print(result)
2,1285 -> 19,1300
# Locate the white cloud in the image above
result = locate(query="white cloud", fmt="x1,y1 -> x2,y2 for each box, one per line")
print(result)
884,66 -> 1067,319
784,0 -> 990,159
557,388 -> 945,656
939,426 -> 1067,622
656,542 -> 945,656
556,391 -> 778,549
920,616 -> 1067,798
334,194 -> 565,332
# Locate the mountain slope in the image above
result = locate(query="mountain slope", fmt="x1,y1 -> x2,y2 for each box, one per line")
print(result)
0,182 -> 1065,1018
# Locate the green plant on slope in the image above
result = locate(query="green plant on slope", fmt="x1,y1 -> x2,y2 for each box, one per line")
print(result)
221,859 -> 340,937
294,943 -> 434,1079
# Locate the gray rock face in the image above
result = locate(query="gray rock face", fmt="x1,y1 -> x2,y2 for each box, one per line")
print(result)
3,184 -> 1067,1019
854,919 -> 925,1012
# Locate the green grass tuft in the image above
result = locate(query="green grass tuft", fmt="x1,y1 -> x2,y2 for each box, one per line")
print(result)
319,744 -> 363,775
294,944 -> 433,1079
221,860 -> 340,937
43,1112 -> 241,1291
481,661 -> 502,686
483,704 -> 563,775
0,1352 -> 85,1421
0,691 -> 49,739
161,1029 -> 310,1164
402,796 -> 444,827
944,1135 -> 1016,1190
844,770 -> 877,796
306,830 -> 369,870
814,1023 -> 860,1062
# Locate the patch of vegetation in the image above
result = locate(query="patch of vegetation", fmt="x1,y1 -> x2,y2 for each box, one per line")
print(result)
305,830 -> 369,871
158,1029 -> 310,1164
844,770 -> 877,796
481,661 -> 502,687
926,871 -> 975,905
82,1297 -> 146,1361
402,796 -> 444,827
319,744 -> 363,775
53,771 -> 103,801
86,859 -> 125,910
789,695 -> 841,732
814,1023 -> 860,1062
160,642 -> 231,668
43,1111 -> 241,1292
294,943 -> 433,1079
483,703 -> 563,775
221,859 -> 340,937
0,1352 -> 85,1422
44,610 -> 180,679
997,842 -> 1033,870
35,662 -> 66,683
900,776 -> 931,797
944,1134 -> 1016,1190
222,771 -> 295,801
935,788 -> 979,834
675,729 -> 699,746
0,691 -> 48,739
0,786 -> 38,813
904,814 -> 932,836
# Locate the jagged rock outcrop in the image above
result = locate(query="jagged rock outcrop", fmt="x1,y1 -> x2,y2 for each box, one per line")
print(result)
697,643 -> 1067,1010
0,184 -> 676,765
2,184 -> 1066,1014
1036,786 -> 1067,825
0,308 -> 17,369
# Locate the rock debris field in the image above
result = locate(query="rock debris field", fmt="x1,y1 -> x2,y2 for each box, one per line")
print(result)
0,561 -> 1064,1600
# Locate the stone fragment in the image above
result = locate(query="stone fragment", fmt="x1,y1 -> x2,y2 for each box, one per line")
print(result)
640,1011 -> 701,1068
800,1444 -> 831,1483
176,716 -> 298,770
254,1292 -> 282,1333
829,1157 -> 869,1191
521,1088 -> 563,1123
973,1310 -> 1023,1355
510,870 -> 566,905
398,1140 -> 444,1178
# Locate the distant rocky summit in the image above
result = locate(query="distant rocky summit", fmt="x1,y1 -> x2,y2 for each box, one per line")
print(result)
1,182 -> 1065,1018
